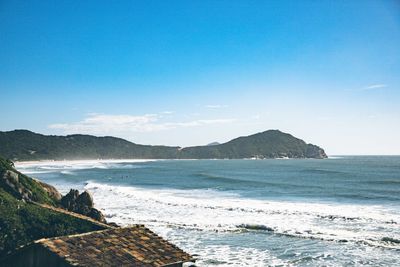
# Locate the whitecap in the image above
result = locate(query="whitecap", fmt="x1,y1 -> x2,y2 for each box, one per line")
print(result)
84,182 -> 400,251
15,159 -> 159,173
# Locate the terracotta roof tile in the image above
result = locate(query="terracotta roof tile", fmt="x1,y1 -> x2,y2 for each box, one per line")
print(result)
36,225 -> 193,266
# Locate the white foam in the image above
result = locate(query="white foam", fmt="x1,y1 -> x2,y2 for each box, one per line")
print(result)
14,159 -> 158,173
60,170 -> 76,175
84,182 -> 400,265
14,159 -> 400,265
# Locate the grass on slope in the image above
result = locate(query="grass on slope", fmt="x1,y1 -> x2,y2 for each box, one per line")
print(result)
0,157 -> 57,205
0,157 -> 107,258
0,187 -> 106,258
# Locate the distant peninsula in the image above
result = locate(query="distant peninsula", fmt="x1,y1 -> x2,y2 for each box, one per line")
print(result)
0,129 -> 327,161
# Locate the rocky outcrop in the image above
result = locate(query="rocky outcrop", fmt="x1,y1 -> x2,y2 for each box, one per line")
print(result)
1,169 -> 106,222
0,156 -> 111,259
34,179 -> 62,201
61,189 -> 106,223
1,169 -> 34,202
1,156 -> 106,225
0,168 -> 64,204
60,189 -> 79,209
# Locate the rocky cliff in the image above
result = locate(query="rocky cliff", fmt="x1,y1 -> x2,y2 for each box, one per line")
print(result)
0,156 -> 108,258
61,189 -> 105,223
0,157 -> 105,222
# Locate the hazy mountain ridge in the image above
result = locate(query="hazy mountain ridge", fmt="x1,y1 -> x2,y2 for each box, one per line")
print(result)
0,129 -> 327,161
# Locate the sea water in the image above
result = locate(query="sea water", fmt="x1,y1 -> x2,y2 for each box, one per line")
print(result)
16,157 -> 400,266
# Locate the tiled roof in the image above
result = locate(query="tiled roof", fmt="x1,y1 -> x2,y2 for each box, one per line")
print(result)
35,225 -> 194,267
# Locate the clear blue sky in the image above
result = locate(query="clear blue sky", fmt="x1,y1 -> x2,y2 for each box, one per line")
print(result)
1,0 -> 399,154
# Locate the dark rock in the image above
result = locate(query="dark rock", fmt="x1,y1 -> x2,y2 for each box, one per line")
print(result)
61,189 -> 79,211
88,208 -> 106,222
76,190 -> 94,208
60,189 -> 106,223
237,223 -> 274,232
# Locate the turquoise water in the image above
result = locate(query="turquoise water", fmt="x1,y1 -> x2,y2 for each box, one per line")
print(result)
17,156 -> 400,266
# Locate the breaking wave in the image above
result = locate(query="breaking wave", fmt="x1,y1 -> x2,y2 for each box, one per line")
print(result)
85,182 -> 400,251
16,157 -> 400,266
15,159 -> 157,174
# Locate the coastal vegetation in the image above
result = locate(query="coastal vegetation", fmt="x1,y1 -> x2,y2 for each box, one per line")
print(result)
0,156 -> 106,258
0,129 -> 327,161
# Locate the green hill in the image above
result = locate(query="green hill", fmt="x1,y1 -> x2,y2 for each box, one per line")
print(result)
0,129 -> 327,161
0,157 -> 106,258
0,130 -> 179,161
180,130 -> 327,159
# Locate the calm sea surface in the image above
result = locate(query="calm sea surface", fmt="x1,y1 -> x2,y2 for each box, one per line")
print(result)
16,156 -> 400,266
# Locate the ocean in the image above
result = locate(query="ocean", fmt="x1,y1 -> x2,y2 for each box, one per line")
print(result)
16,156 -> 400,266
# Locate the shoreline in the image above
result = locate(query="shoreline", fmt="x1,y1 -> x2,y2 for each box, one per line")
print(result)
14,156 -> 335,167
14,158 -> 159,167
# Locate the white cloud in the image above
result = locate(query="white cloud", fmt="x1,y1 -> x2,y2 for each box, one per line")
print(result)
165,119 -> 235,127
48,113 -> 235,135
363,84 -> 388,90
205,104 -> 229,109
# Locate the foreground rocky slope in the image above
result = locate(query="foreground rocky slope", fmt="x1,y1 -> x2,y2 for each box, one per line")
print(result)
0,129 -> 327,160
0,156 -> 107,258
